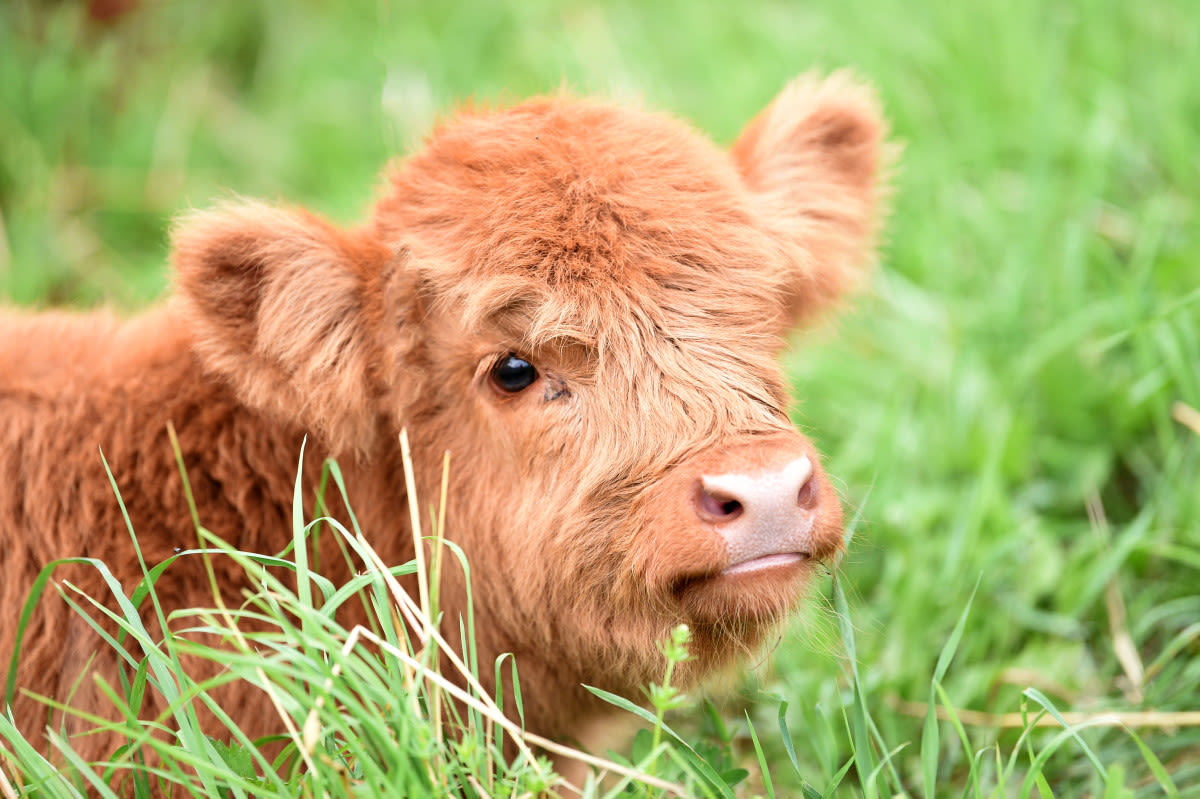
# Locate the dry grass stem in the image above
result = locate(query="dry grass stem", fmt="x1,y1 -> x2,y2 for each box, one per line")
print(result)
400,430 -> 431,626
343,625 -> 688,796
0,760 -> 19,799
521,731 -> 689,796
1172,401 -> 1200,436
1086,492 -> 1145,702
887,697 -> 1200,730
347,524 -> 547,768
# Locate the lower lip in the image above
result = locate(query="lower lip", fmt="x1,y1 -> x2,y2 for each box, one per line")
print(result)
721,552 -> 806,576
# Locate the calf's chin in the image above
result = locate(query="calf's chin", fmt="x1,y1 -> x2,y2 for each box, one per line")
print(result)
1,72 -> 886,778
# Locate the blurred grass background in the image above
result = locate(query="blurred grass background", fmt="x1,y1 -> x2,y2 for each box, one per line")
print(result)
2,0 -> 1198,794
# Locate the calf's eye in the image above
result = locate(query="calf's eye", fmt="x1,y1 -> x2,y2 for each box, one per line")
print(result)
490,354 -> 538,394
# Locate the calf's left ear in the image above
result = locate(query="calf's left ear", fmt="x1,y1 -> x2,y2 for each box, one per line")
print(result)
732,72 -> 890,324
171,201 -> 390,455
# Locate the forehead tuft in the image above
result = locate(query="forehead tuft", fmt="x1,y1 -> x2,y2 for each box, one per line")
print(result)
375,96 -> 776,291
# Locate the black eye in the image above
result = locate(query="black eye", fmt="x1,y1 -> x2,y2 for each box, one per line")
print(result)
490,354 -> 538,394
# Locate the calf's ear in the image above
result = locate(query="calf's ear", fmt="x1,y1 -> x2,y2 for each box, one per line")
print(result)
732,72 -> 890,323
171,201 -> 390,455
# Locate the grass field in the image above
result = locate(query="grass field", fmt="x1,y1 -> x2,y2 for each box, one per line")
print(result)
2,0 -> 1198,796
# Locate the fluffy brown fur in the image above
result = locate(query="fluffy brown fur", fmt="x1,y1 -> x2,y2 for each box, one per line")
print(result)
1,73 -> 887,777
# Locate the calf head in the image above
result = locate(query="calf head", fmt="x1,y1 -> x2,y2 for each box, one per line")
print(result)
172,73 -> 885,724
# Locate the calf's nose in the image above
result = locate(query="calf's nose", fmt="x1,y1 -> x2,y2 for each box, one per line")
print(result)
695,454 -> 825,572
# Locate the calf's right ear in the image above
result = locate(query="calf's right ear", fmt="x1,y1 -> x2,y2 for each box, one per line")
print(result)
731,72 -> 890,324
171,201 -> 392,455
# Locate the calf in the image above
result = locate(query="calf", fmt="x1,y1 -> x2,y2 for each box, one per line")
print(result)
0,73 -> 885,774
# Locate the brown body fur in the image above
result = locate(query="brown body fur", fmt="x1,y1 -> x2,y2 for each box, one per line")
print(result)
1,74 -> 886,776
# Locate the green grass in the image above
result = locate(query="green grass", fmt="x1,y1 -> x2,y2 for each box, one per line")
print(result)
2,0 -> 1199,796
2,439 -> 746,798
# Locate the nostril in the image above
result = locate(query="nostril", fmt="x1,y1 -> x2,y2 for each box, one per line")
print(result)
698,487 -> 744,521
797,475 -> 816,508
